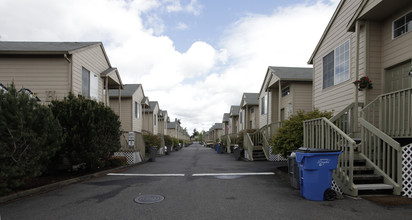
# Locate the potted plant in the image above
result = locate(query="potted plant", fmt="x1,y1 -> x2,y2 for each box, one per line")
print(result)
353,76 -> 373,91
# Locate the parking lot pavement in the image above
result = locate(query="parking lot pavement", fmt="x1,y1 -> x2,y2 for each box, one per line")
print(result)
1,143 -> 412,220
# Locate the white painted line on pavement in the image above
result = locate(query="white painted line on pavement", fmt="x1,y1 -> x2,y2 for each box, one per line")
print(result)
107,173 -> 185,177
192,172 -> 275,177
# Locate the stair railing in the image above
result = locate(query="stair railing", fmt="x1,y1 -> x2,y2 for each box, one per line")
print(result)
304,117 -> 356,196
244,132 -> 254,161
362,88 -> 412,138
329,102 -> 364,136
359,118 -> 402,194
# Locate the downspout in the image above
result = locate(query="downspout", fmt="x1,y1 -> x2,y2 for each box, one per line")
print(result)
365,20 -> 370,105
105,76 -> 109,106
118,85 -> 121,120
278,80 -> 282,124
354,20 -> 360,133
64,54 -> 73,93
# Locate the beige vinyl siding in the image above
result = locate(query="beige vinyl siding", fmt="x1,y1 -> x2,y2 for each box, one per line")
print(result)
153,105 -> 159,135
280,85 -> 293,119
0,55 -> 70,103
366,21 -> 383,103
360,0 -> 381,18
71,45 -> 109,102
293,82 -> 313,113
132,87 -> 144,133
110,97 -> 132,131
381,3 -> 412,69
312,0 -> 361,113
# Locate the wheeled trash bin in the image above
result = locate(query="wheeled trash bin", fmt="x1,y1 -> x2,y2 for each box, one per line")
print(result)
295,148 -> 342,201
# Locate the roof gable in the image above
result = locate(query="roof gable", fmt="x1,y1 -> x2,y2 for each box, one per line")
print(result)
0,41 -> 101,54
109,84 -> 141,97
308,0 -> 347,64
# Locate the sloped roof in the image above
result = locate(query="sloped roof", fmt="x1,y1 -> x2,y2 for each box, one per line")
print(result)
0,41 -> 101,54
241,93 -> 259,107
144,101 -> 159,113
222,113 -> 230,122
230,105 -> 240,117
167,121 -> 177,129
214,123 -> 223,130
268,66 -> 313,81
109,84 -> 141,97
308,0 -> 348,64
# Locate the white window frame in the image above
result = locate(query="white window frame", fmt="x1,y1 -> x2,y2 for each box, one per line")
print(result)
393,10 -> 412,39
261,95 -> 267,115
322,40 -> 350,89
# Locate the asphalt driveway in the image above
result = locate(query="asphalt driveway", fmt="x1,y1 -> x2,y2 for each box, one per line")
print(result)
1,143 -> 412,220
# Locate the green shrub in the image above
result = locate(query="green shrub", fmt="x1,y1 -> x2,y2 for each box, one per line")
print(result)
164,135 -> 173,146
172,138 -> 179,147
50,94 -> 121,170
106,156 -> 127,167
270,109 -> 333,157
143,133 -> 161,152
0,83 -> 62,195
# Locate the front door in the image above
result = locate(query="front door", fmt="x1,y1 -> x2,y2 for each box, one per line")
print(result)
385,60 -> 412,93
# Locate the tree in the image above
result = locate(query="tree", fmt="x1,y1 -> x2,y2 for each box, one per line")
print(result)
0,83 -> 62,195
270,109 -> 333,157
191,128 -> 199,138
50,94 -> 121,170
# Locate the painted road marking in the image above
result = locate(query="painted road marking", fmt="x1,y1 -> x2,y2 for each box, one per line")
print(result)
107,172 -> 275,177
192,172 -> 275,177
107,173 -> 185,177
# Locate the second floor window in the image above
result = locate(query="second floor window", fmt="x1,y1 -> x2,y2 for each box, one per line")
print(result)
261,95 -> 267,115
135,101 -> 140,119
281,86 -> 290,97
323,40 -> 350,89
82,67 -> 98,99
393,11 -> 412,39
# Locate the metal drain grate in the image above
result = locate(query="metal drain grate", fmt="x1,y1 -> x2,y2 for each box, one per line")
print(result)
134,195 -> 165,204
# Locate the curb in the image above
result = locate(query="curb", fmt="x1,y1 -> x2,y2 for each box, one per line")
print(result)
0,163 -> 142,204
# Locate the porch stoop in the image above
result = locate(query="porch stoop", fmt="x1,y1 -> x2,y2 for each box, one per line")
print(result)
252,147 -> 267,161
351,157 -> 394,195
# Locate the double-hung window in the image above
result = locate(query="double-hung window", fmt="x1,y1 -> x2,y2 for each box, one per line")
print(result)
261,95 -> 267,115
323,40 -> 350,89
393,10 -> 412,39
82,67 -> 99,99
135,101 -> 140,119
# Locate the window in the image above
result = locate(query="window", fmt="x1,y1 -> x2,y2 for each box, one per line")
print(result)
323,40 -> 350,89
154,114 -> 157,125
250,107 -> 254,113
82,67 -> 99,99
82,67 -> 90,97
393,11 -> 412,38
261,95 -> 267,115
135,101 -> 140,119
239,110 -> 243,123
281,86 -> 290,97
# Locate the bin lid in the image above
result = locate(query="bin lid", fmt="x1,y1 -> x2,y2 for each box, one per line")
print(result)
297,147 -> 341,153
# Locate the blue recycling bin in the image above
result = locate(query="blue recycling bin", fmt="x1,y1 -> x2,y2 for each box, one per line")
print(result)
295,148 -> 342,201
216,143 -> 220,154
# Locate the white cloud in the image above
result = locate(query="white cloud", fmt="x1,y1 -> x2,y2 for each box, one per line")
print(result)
0,0 -> 338,134
163,0 -> 202,15
176,22 -> 189,30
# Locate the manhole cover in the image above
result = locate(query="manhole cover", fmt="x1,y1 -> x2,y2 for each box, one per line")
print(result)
134,195 -> 165,204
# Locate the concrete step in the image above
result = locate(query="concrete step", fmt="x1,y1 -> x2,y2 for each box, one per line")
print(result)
353,174 -> 384,184
356,184 -> 394,195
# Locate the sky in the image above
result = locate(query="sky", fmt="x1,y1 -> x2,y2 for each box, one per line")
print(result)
0,0 -> 339,134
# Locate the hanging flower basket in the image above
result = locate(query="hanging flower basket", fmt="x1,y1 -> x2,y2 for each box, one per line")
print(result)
353,76 -> 373,91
